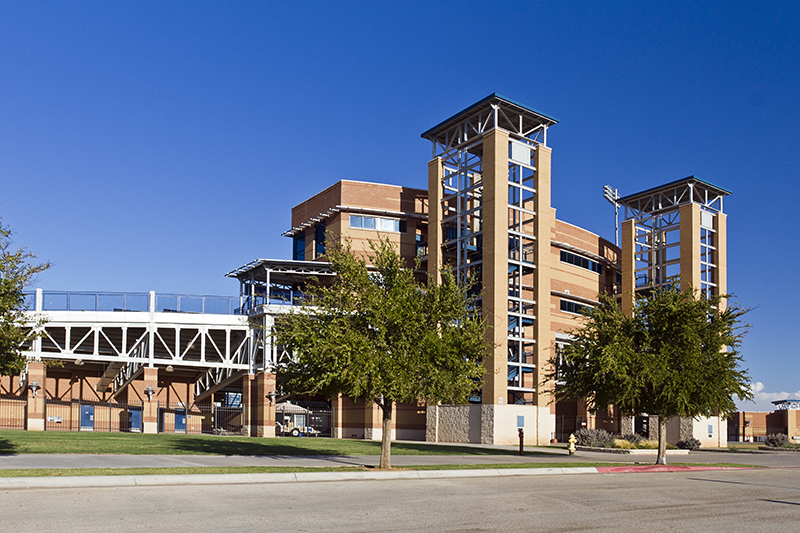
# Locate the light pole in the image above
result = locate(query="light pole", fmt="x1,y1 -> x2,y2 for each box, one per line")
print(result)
603,185 -> 621,246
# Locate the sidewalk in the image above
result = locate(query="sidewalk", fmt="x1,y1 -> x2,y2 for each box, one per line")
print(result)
0,463 -> 760,490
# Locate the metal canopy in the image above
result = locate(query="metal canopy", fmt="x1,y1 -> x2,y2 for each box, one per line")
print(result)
619,176 -> 731,220
281,205 -> 428,238
421,94 -> 558,158
225,259 -> 336,284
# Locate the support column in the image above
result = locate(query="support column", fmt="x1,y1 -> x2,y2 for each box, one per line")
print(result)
482,128 -> 509,407
253,371 -> 276,437
716,212 -> 727,303
533,145 -> 554,410
620,219 -> 636,315
427,157 -> 443,285
142,367 -> 159,434
243,374 -> 254,436
25,362 -> 46,431
679,203 -> 702,291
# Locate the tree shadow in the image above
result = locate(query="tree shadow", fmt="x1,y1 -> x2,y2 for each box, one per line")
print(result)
0,436 -> 17,455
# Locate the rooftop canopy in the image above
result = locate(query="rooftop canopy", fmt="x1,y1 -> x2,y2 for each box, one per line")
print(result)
421,93 -> 558,151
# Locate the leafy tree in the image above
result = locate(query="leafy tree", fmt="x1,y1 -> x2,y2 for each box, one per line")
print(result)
275,240 -> 487,469
1,221 -> 49,375
547,287 -> 752,464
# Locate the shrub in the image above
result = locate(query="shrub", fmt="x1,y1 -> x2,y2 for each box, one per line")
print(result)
636,439 -> 659,449
574,428 -> 615,448
618,433 -> 643,445
764,434 -> 789,448
676,437 -> 701,450
612,438 -> 633,449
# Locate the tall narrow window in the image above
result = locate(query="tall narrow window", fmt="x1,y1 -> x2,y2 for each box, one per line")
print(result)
293,233 -> 305,261
315,224 -> 326,258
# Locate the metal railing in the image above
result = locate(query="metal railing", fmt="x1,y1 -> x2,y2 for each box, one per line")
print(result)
24,290 -> 241,315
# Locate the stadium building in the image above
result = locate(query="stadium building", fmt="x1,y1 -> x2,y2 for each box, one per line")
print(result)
2,95 -> 731,446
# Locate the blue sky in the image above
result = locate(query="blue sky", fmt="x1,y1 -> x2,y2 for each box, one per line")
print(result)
1,1 -> 797,411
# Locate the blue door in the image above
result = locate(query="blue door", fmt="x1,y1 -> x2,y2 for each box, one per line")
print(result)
174,409 -> 186,432
80,405 -> 94,430
129,407 -> 142,432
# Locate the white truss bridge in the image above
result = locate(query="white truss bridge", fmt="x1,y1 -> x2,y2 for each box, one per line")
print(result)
21,289 -> 290,400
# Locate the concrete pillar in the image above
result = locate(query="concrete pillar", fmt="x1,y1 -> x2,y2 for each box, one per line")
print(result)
427,157 -> 443,285
242,373 -> 254,436
25,362 -> 46,431
142,367 -> 159,434
253,371 -> 276,437
716,212 -> 727,305
481,128 -> 509,406
533,144 -> 554,410
620,219 -> 636,315
332,394 -> 343,438
679,203 -> 702,291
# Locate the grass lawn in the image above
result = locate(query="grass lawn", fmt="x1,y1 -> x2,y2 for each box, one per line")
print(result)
0,431 -> 560,457
0,462 -> 759,478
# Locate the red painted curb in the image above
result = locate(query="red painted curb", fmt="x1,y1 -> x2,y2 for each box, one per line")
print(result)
596,465 -> 748,474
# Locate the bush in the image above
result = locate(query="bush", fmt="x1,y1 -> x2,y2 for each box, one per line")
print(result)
636,439 -> 659,449
618,433 -> 643,445
764,434 -> 789,448
676,437 -> 701,450
574,428 -> 615,448
612,438 -> 633,449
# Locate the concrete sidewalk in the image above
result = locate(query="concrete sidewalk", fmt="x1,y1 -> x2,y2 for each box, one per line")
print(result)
0,463 -> 762,490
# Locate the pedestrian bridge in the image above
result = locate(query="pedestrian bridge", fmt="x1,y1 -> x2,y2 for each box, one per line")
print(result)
21,290 -> 268,399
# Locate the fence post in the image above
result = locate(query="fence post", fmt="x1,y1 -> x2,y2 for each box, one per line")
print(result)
25,362 -> 46,431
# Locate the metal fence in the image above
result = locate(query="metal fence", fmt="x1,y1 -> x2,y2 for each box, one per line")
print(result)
0,395 -> 26,430
45,399 -> 145,432
294,401 -> 333,438
158,404 -> 245,435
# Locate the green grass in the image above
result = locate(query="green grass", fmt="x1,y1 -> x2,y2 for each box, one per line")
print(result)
0,431 -> 559,457
0,461 -> 760,478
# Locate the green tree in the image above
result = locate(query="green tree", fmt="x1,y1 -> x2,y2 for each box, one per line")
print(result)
275,240 -> 487,469
547,287 -> 752,464
1,221 -> 49,375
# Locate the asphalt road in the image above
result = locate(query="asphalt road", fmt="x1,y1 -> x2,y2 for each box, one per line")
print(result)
2,468 -> 799,532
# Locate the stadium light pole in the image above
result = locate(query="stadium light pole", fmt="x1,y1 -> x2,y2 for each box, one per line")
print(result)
603,185 -> 620,247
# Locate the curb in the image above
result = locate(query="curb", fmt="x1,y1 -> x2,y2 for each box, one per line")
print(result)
0,465 -> 751,490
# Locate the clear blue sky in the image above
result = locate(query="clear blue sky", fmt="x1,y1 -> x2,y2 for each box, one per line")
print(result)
1,1 -> 797,411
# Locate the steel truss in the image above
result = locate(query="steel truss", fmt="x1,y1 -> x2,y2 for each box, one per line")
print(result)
620,177 -> 728,296
23,290 -> 252,397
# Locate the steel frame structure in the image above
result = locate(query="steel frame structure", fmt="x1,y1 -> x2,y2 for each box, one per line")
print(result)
619,177 -> 729,295
22,290 -> 252,399
423,95 -> 558,404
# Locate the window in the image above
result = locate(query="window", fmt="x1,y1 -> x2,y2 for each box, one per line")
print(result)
560,299 -> 591,315
315,224 -> 326,258
349,215 -> 405,233
560,250 -> 602,274
293,233 -> 305,261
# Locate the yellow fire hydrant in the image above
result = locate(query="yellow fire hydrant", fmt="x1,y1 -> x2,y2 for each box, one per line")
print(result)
568,433 -> 577,456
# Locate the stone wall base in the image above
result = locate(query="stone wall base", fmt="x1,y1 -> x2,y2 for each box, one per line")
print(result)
427,404 -> 555,445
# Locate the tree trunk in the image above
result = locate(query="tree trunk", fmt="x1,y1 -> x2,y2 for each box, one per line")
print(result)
656,416 -> 667,465
379,399 -> 393,470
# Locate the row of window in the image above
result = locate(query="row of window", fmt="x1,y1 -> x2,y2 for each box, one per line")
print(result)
560,250 -> 602,274
560,299 -> 592,315
350,215 -> 407,233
